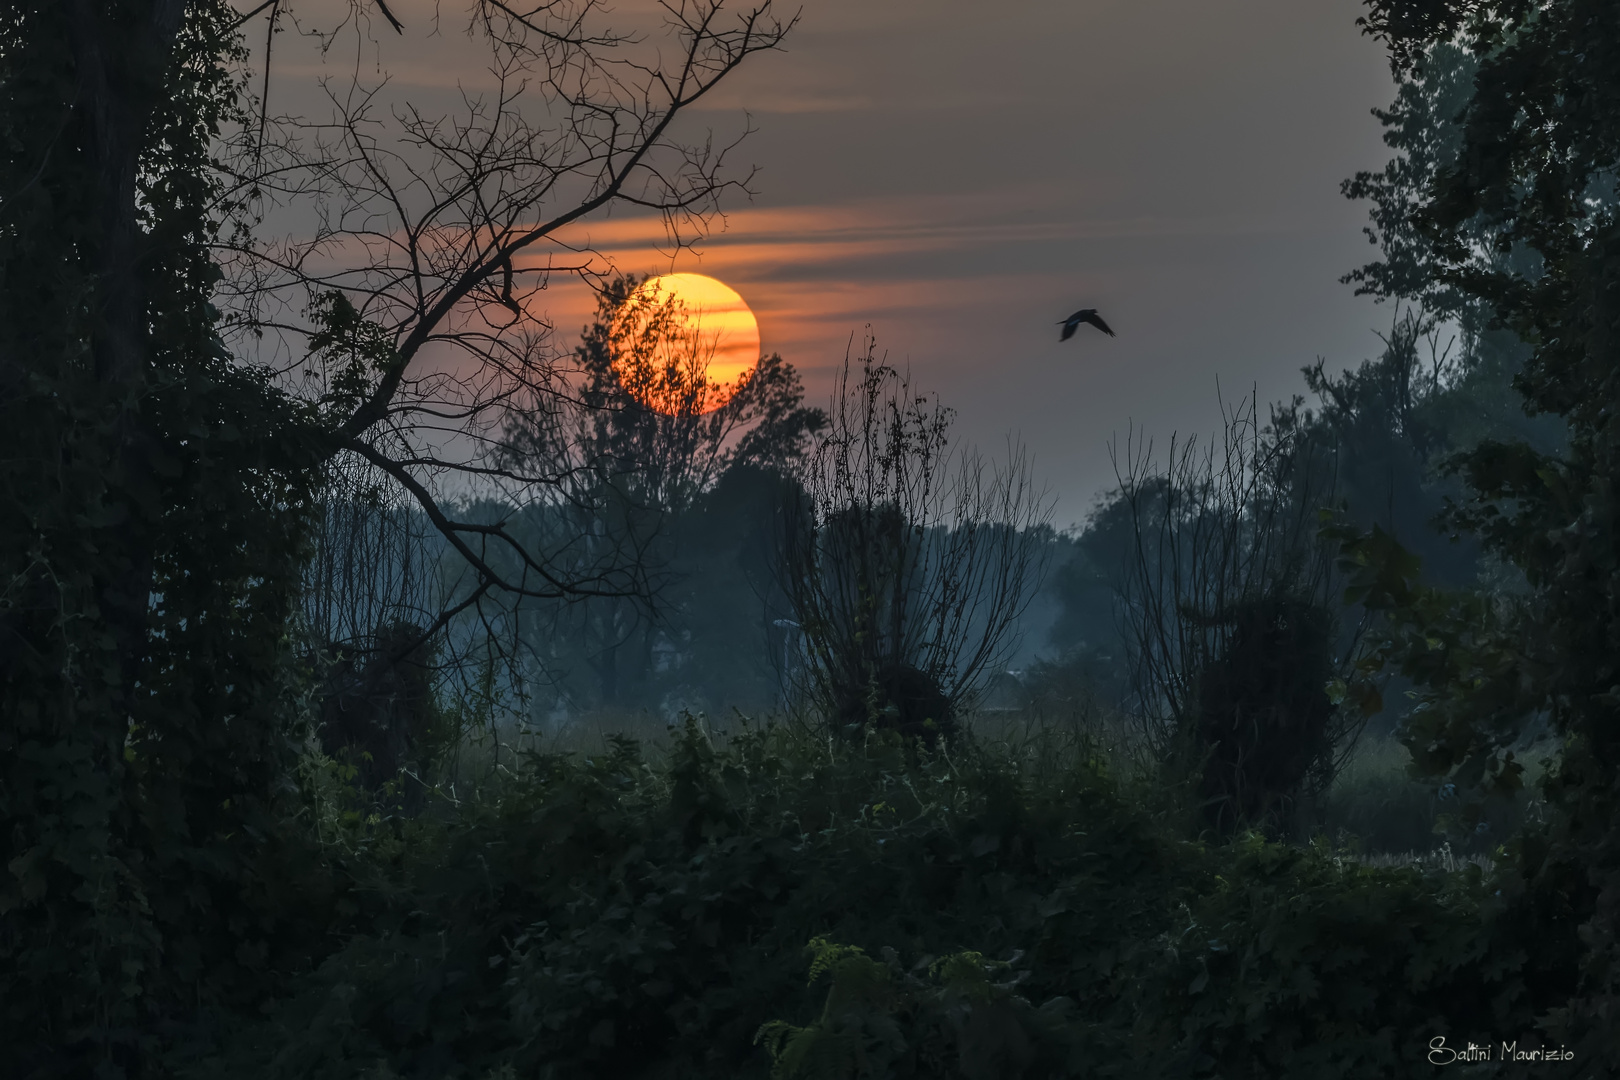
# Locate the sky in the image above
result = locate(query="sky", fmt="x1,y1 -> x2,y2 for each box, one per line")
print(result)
264,0 -> 1401,526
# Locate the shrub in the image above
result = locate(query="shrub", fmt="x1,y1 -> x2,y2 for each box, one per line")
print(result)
1190,597 -> 1338,836
184,717 -> 1188,1078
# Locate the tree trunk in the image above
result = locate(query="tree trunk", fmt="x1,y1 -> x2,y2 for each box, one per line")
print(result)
67,0 -> 186,721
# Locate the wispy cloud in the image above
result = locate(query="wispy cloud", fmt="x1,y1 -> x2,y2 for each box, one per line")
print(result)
524,185 -> 1331,364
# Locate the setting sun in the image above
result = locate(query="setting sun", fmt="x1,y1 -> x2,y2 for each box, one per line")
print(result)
613,273 -> 760,414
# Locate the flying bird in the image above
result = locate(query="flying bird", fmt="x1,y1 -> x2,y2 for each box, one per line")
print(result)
1058,308 -> 1115,341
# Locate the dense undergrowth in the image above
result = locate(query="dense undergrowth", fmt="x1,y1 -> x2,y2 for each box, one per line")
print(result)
168,716 -> 1577,1079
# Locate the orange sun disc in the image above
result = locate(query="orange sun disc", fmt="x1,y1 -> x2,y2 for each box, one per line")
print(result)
613,273 -> 760,415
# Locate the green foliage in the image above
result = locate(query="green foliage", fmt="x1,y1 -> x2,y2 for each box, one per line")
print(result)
1341,0 -> 1620,1063
1329,521 -> 1535,800
756,938 -> 1085,1080
183,717 -> 1197,1078
1124,837 -> 1564,1078
757,835 -> 1582,1079
157,713 -> 1586,1079
0,3 -> 337,1074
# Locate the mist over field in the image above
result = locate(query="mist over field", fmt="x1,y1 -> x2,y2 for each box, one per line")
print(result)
4,2 -> 1616,1077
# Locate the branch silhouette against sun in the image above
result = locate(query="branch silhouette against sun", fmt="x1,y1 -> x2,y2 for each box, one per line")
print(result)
488,275 -> 826,709
214,0 -> 796,646
500,275 -> 826,514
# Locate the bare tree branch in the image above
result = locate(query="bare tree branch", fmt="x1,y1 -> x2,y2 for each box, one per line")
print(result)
780,338 -> 1052,740
1111,388 -> 1367,833
214,0 -> 792,690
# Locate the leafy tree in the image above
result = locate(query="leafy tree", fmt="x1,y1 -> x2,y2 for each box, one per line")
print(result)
1330,37 -> 1564,584
660,463 -> 813,713
1346,0 -> 1620,1061
498,275 -> 825,713
316,618 -> 457,791
186,718 -> 1204,1079
504,275 -> 825,518
0,3 -> 328,1072
1035,505 -> 1137,709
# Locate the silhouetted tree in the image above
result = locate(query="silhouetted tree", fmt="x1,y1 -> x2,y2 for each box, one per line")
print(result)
1039,497 -> 1144,707
1189,597 -> 1338,834
781,341 -> 1050,743
316,619 -> 454,790
1330,38 -> 1563,586
1113,392 -> 1360,834
0,4 -> 791,1069
497,276 -> 824,713
224,0 -> 794,659
1348,0 -> 1620,1060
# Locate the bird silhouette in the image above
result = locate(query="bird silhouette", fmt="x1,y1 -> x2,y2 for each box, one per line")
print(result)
1059,308 -> 1115,341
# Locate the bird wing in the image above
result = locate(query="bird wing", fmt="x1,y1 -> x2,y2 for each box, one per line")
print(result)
1059,316 -> 1080,342
1083,311 -> 1116,337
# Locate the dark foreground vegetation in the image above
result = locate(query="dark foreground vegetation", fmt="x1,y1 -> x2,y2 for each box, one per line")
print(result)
3,0 -> 1619,1076
185,719 -> 1568,1079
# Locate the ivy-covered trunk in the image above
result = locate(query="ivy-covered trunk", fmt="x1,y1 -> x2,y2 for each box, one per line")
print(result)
1,4 -> 322,1075
3,3 -> 178,1070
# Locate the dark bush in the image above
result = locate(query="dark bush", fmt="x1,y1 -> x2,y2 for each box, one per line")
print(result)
185,718 -> 1191,1078
317,621 -> 449,788
1191,597 -> 1337,836
834,661 -> 956,745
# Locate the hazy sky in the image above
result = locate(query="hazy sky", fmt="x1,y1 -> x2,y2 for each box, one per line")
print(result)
268,0 -> 1400,524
